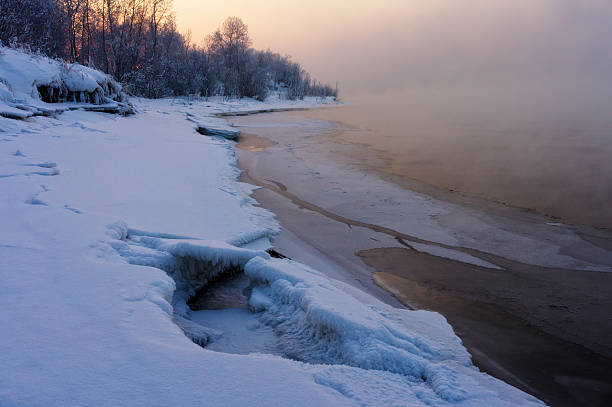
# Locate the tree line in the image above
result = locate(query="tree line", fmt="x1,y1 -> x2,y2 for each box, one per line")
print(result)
0,0 -> 338,100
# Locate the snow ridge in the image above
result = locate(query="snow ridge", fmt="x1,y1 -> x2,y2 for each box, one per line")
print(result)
246,257 -> 480,402
0,47 -> 132,118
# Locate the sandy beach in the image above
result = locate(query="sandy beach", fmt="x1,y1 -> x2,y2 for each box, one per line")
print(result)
231,110 -> 612,407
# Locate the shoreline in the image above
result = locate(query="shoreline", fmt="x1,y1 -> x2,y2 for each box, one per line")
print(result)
299,108 -> 612,238
1,48 -> 547,405
300,104 -> 612,231
230,110 -> 612,407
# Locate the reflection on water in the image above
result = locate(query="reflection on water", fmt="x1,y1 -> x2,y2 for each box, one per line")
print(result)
235,131 -> 278,152
305,88 -> 612,229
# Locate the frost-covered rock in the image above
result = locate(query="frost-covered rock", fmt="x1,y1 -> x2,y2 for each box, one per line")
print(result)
0,46 -> 132,118
196,123 -> 240,139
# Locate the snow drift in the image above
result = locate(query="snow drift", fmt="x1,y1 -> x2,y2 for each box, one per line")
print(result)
0,47 -> 132,118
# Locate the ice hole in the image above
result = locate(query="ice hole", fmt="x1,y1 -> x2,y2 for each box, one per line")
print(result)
187,271 -> 282,356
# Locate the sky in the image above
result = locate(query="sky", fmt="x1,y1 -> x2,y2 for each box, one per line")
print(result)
174,0 -> 612,97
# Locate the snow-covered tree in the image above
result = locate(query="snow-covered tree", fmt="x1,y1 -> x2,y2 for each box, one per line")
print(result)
0,3 -> 338,99
0,0 -> 66,57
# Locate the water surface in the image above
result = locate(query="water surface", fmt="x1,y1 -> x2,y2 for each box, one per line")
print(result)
230,106 -> 612,407
305,90 -> 612,228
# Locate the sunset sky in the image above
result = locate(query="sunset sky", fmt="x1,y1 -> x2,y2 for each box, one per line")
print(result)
174,1 -> 612,96
173,0 -> 430,92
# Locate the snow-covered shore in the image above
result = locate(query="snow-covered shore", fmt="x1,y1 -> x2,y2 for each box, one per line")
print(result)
0,48 -> 543,406
0,47 -> 132,118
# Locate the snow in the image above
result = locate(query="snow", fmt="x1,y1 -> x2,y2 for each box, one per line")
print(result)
0,80 -> 13,100
190,308 -> 281,355
0,47 -> 129,117
0,47 -> 544,406
245,257 -> 516,402
62,64 -> 105,93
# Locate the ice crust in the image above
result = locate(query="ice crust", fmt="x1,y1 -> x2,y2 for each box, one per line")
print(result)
246,257 -> 474,401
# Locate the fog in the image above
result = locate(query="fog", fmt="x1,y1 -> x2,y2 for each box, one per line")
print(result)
176,1 -> 612,227
175,0 -> 612,116
341,1 -> 612,95
175,1 -> 612,94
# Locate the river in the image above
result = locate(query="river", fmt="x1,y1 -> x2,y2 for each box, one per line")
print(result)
229,98 -> 612,407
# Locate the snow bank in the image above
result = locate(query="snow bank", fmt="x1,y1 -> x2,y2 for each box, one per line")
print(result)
0,47 -> 132,118
111,231 -> 268,300
246,257 -> 497,402
190,100 -> 333,140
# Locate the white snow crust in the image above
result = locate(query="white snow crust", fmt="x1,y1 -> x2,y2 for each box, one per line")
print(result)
0,47 -> 129,118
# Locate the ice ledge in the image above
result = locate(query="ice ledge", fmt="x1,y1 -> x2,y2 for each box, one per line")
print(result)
246,256 -> 476,402
195,123 -> 240,139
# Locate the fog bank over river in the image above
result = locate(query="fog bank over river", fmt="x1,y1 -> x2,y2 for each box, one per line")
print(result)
265,0 -> 612,228
175,1 -> 612,228
306,87 -> 612,228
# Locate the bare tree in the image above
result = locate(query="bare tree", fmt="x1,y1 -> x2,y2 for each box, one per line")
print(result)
0,0 -> 66,57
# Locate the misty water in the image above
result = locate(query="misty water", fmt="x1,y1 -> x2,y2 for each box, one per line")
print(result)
231,90 -> 612,407
305,89 -> 612,229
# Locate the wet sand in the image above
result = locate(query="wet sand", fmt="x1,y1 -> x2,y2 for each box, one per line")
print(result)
363,249 -> 612,407
235,132 -> 277,152
230,112 -> 612,407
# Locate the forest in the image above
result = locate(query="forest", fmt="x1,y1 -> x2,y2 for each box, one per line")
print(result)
0,0 -> 338,99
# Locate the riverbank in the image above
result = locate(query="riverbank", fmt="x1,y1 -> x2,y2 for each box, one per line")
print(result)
230,109 -> 612,407
2,93 -> 544,407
